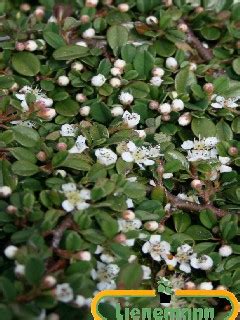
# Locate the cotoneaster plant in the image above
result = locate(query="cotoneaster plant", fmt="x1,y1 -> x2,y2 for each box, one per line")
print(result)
0,0 -> 240,319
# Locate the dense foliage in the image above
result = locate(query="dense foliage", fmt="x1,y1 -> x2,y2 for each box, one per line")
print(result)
0,0 -> 240,319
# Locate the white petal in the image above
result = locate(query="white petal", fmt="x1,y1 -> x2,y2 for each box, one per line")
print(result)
62,200 -> 74,212
150,252 -> 161,261
122,152 -> 134,162
149,235 -> 161,244
142,241 -> 151,254
179,263 -> 191,273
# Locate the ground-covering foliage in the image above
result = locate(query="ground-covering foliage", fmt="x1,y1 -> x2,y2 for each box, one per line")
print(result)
0,0 -> 240,319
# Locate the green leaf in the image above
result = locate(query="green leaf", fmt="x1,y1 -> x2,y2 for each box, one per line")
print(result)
12,161 -> 39,176
43,31 -> 66,49
25,257 -> 45,285
232,57 -> 240,75
0,75 -> 15,89
12,52 -> 40,76
90,102 -> 112,124
96,213 -> 118,238
123,181 -> 146,199
199,209 -> 217,229
121,44 -> 137,63
12,126 -> 40,147
127,81 -> 150,98
61,154 -> 91,171
107,25 -> 128,50
216,120 -> 233,141
65,231 -> 83,251
173,212 -> 191,233
133,50 -> 154,77
232,117 -> 240,133
191,117 -> 216,138
154,39 -> 176,57
55,99 -> 79,116
194,242 -> 217,255
201,27 -> 221,40
10,147 -> 37,163
186,225 -> 213,240
175,68 -> 196,94
53,45 -> 89,60
0,277 -> 16,301
117,263 -> 143,289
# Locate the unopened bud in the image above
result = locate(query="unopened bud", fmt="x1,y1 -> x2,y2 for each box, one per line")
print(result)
195,6 -> 204,14
161,114 -> 171,122
178,23 -> 188,33
80,15 -> 90,24
114,233 -> 127,243
43,276 -> 57,288
34,6 -> 45,20
203,83 -> 214,94
191,179 -> 203,189
144,221 -> 159,231
80,106 -> 90,116
118,3 -> 129,12
75,251 -> 91,261
178,112 -> 192,126
15,42 -> 25,51
76,93 -> 87,103
149,100 -> 159,110
4,245 -> 18,259
122,210 -> 135,221
38,108 -> 56,120
37,151 -> 47,162
57,142 -> 67,151
0,186 -> 12,198
228,147 -> 238,156
158,224 -> 166,233
47,313 -> 60,320
6,205 -> 17,214
236,41 -> 240,50
185,281 -> 196,290
20,3 -> 31,12
216,285 -> 227,290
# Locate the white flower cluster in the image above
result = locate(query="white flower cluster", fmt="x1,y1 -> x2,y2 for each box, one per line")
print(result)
181,137 -> 219,161
119,141 -> 161,169
142,238 -> 214,273
150,67 -> 165,87
211,94 -> 240,109
68,135 -> 88,154
91,262 -> 120,290
61,183 -> 91,212
122,110 -> 140,128
15,39 -> 46,52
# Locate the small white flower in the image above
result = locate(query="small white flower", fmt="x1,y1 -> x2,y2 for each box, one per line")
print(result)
126,198 -> 134,208
55,170 -> 67,178
95,148 -> 117,166
172,99 -> 184,112
75,295 -> 92,308
199,282 -> 213,290
122,111 -> 140,128
114,59 -> 126,69
91,262 -> 120,291
4,245 -> 18,259
119,92 -> 134,105
181,137 -> 218,162
176,244 -> 194,273
91,74 -> 106,87
82,28 -> 95,39
110,78 -> 121,88
121,141 -> 161,169
118,218 -> 142,232
111,106 -> 124,117
142,235 -> 171,262
219,156 -> 232,173
142,265 -> 151,280
69,135 -> 88,154
55,283 -> 74,303
211,95 -> 240,109
0,186 -> 12,197
219,245 -> 232,257
159,103 -> 171,114
57,76 -> 70,86
150,76 -> 163,87
60,124 -> 78,137
166,57 -> 178,70
61,183 -> 91,212
190,254 -> 213,270
80,106 -> 91,116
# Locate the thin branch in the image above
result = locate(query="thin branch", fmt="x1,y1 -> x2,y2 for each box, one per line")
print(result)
52,216 -> 73,249
165,190 -> 227,217
180,19 -> 213,62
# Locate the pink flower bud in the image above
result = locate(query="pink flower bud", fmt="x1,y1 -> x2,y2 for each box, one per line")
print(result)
80,15 -> 90,24
144,221 -> 159,231
178,23 -> 188,33
38,108 -> 56,120
228,147 -> 238,156
37,151 -> 47,162
203,83 -> 214,94
114,233 -> 127,243
122,210 -> 135,221
76,251 -> 91,261
191,179 -> 203,189
34,6 -> 45,20
185,281 -> 196,290
149,100 -> 159,110
57,142 -> 67,151
15,42 -> 25,51
43,276 -> 57,288
6,205 -> 17,214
